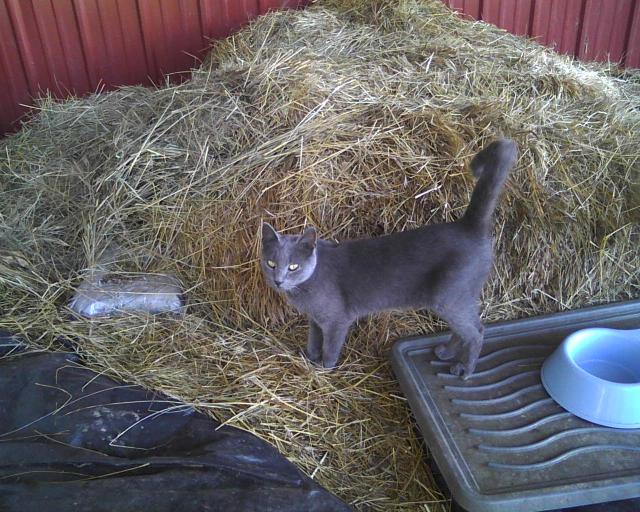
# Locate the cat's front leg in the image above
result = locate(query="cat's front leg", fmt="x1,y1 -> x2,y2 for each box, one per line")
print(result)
302,319 -> 323,365
320,321 -> 351,369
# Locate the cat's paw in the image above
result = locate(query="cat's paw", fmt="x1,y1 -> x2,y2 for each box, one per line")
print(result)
321,357 -> 339,370
301,348 -> 322,365
434,343 -> 457,361
449,362 -> 473,380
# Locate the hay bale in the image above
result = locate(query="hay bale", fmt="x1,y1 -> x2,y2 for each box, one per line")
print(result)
1,0 -> 638,508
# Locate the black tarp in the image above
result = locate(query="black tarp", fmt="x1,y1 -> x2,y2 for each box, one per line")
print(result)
0,334 -> 350,512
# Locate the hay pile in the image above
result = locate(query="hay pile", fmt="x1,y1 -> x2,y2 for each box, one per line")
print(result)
1,0 -> 639,509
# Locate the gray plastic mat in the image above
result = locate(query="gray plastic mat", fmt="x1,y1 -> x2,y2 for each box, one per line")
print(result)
391,300 -> 640,512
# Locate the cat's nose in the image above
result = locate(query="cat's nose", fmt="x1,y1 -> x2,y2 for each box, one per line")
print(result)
274,279 -> 283,287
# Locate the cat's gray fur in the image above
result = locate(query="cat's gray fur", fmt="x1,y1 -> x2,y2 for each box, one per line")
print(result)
261,139 -> 517,378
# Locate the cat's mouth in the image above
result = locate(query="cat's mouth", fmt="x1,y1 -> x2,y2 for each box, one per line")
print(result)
273,282 -> 295,292
269,281 -> 285,291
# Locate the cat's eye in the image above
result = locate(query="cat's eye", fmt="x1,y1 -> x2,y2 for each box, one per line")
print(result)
288,263 -> 299,271
267,260 -> 276,269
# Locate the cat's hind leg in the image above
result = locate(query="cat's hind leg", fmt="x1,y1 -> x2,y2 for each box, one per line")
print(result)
435,318 -> 484,361
452,321 -> 484,378
433,304 -> 484,379
302,319 -> 323,365
434,334 -> 463,361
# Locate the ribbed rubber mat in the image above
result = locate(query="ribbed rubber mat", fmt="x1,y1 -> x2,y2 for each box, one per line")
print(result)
391,300 -> 640,512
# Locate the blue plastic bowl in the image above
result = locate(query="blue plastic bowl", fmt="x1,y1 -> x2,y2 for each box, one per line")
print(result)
541,327 -> 640,429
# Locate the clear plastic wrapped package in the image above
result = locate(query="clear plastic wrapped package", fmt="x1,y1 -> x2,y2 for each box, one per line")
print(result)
69,272 -> 184,317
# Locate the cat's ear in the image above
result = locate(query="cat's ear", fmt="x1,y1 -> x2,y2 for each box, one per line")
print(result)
298,226 -> 317,252
262,223 -> 280,245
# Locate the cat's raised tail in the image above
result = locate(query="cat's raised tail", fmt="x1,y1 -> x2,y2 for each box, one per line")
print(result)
461,138 -> 518,232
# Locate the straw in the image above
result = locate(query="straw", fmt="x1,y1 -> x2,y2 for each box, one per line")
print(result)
1,0 -> 639,509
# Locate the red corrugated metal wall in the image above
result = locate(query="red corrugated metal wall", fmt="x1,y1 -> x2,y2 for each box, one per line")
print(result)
0,0 -> 306,135
444,0 -> 640,67
1,0 -> 638,135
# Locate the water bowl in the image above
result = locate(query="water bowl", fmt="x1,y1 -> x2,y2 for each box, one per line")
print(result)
541,327 -> 640,429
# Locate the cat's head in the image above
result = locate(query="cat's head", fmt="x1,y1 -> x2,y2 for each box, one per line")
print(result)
260,223 -> 317,292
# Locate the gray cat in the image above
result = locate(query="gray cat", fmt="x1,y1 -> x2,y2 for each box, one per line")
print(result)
261,139 -> 517,378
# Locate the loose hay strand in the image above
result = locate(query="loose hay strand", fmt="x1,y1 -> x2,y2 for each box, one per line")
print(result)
1,0 -> 639,510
